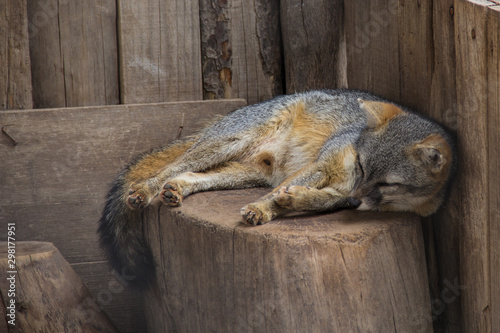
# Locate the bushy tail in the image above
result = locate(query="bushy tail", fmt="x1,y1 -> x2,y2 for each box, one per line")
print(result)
98,171 -> 155,290
98,139 -> 198,289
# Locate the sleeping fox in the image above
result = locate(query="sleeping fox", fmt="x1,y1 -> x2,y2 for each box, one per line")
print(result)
98,89 -> 456,288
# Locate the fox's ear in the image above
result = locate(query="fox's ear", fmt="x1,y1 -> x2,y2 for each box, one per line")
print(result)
358,98 -> 403,129
410,134 -> 452,177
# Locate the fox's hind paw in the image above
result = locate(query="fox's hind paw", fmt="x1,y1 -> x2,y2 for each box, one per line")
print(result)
126,188 -> 148,210
240,204 -> 273,226
161,182 -> 183,207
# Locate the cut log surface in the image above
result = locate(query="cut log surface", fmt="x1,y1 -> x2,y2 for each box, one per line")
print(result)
0,242 -> 117,333
143,188 -> 432,333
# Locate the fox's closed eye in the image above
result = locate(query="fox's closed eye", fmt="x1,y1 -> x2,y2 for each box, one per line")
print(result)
377,182 -> 401,193
357,159 -> 365,178
377,182 -> 399,187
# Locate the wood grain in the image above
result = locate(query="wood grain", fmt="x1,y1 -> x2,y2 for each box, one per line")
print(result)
344,0 -> 400,101
118,0 -> 203,103
397,0 -> 433,113
428,1 -> 462,331
143,189 -> 432,332
455,1 -> 492,332
28,0 -> 119,108
231,0 -> 283,103
0,242 -> 118,333
199,0 -> 283,103
0,0 -> 32,110
280,0 -> 345,93
487,6 -> 500,332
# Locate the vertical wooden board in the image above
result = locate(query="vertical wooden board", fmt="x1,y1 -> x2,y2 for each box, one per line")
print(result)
0,0 -> 33,110
429,1 -> 462,331
487,6 -> 500,332
199,0 -> 283,102
280,0 -> 345,93
118,0 -> 203,104
27,0 -> 66,108
430,0 -> 458,128
58,1 -> 119,107
455,1 -> 491,332
28,0 -> 119,108
397,0 -> 433,113
226,0 -> 283,103
199,0 -> 231,100
344,0 -> 401,101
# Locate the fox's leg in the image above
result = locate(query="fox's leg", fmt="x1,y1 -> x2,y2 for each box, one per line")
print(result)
239,164 -> 327,225
240,158 -> 355,225
125,139 -> 197,209
274,186 -> 351,211
160,162 -> 269,206
126,132 -> 257,209
128,135 -> 256,209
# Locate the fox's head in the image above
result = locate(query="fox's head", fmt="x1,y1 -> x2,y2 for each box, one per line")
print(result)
350,99 -> 456,216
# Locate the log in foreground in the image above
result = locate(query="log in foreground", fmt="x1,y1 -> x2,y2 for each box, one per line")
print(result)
143,188 -> 432,332
0,242 -> 117,333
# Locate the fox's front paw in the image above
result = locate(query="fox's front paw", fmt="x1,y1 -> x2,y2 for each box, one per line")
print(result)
240,204 -> 273,226
160,182 -> 183,207
275,185 -> 309,209
127,188 -> 148,210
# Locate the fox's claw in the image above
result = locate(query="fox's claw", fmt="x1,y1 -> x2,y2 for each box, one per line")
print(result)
240,204 -> 272,225
127,189 -> 147,210
161,183 -> 183,206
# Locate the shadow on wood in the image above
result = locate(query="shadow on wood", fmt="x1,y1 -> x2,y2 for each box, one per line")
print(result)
143,188 -> 432,332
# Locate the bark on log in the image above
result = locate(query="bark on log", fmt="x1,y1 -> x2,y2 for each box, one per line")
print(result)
0,241 -> 118,333
143,188 -> 432,332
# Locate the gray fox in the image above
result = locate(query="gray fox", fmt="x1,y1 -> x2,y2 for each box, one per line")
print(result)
98,89 -> 456,288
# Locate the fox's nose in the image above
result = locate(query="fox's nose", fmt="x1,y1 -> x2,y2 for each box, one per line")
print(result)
347,197 -> 362,208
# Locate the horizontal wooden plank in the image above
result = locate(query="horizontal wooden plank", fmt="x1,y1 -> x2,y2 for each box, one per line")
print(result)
0,99 -> 246,264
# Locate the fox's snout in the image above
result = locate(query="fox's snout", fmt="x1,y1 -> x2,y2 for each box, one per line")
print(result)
347,197 -> 362,208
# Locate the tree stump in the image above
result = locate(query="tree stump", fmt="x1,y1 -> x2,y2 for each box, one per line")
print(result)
0,241 -> 117,333
143,188 -> 432,332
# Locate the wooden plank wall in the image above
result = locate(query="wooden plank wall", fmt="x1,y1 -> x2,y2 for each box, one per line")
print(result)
343,1 -> 500,332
